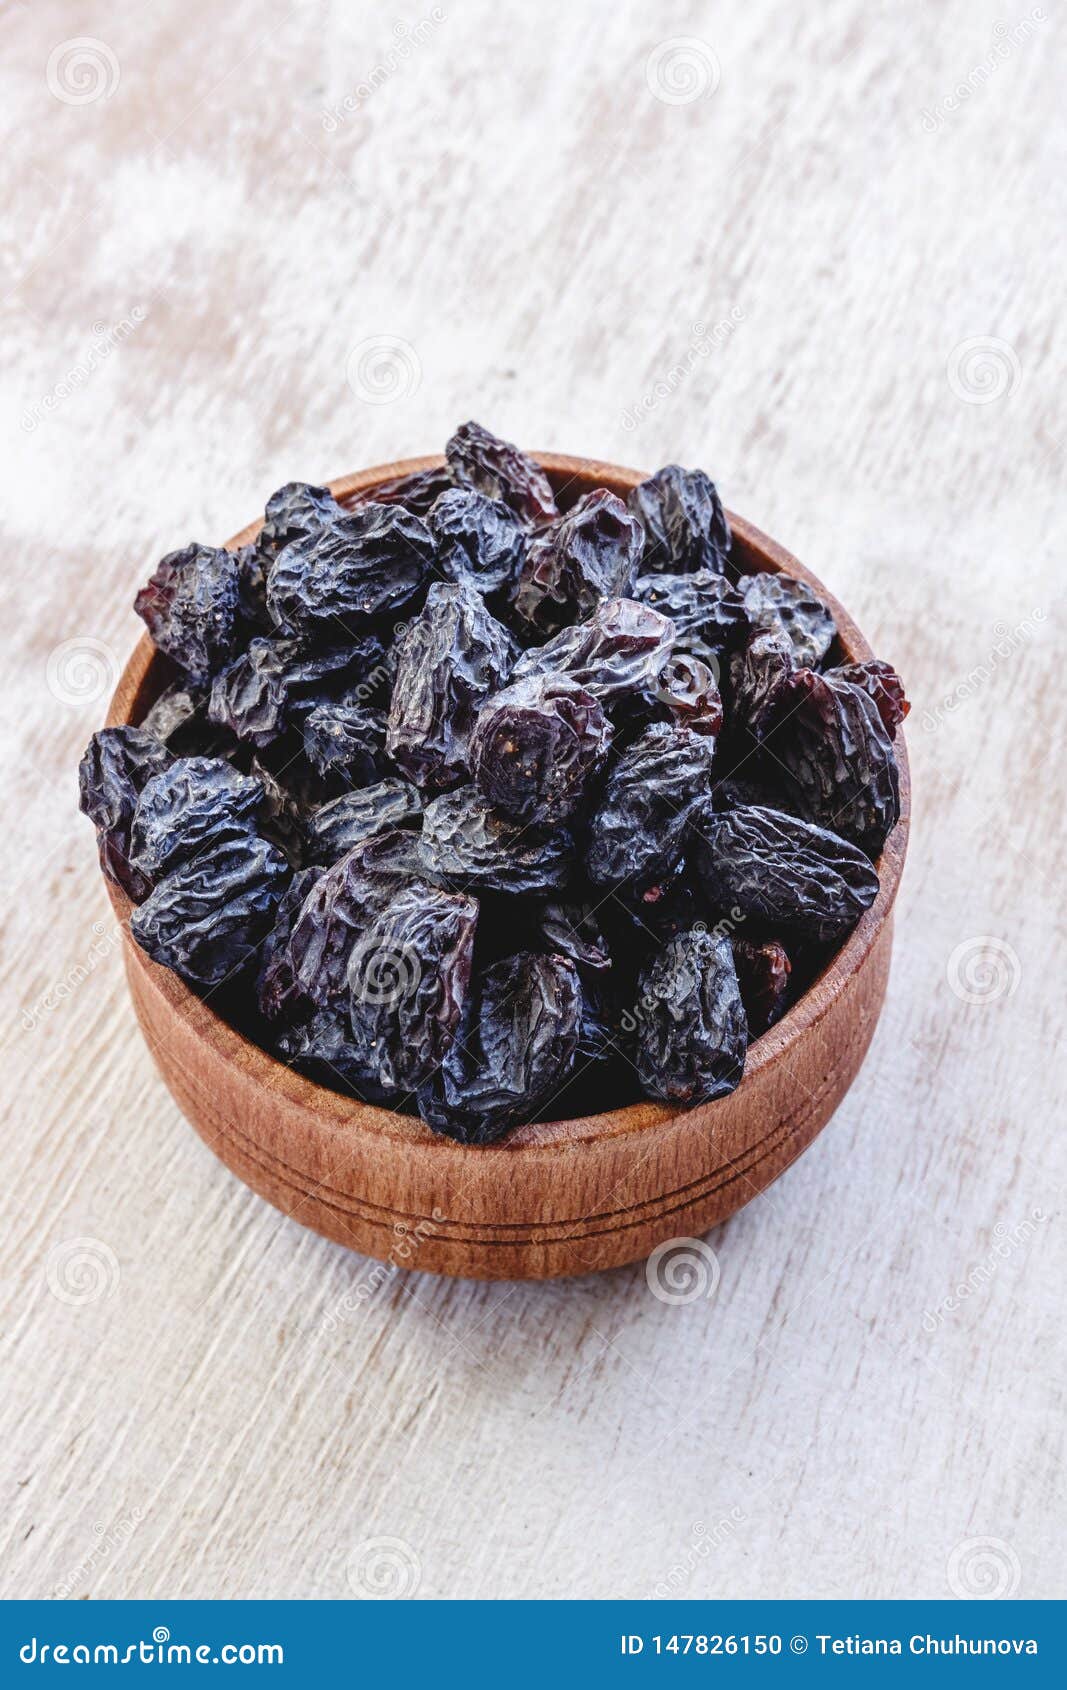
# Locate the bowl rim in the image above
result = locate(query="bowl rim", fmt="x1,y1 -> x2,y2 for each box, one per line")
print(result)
104,450 -> 910,1152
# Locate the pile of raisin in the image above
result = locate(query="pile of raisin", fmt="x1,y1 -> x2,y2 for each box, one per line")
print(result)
79,422 -> 908,1143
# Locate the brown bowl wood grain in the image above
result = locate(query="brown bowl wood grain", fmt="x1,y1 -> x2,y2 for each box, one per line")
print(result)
103,453 -> 910,1279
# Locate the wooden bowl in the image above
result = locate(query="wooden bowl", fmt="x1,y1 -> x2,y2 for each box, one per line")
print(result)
104,454 -> 910,1280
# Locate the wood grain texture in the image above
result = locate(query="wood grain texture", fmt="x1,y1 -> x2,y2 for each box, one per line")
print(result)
105,455 -> 910,1279
1,0 -> 1063,1601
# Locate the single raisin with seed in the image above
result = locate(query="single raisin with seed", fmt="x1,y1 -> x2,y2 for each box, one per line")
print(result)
732,935 -> 792,1036
634,569 -> 747,657
208,635 -> 384,747
741,572 -> 836,668
274,1006 -> 403,1104
536,901 -> 613,974
256,866 -> 325,1024
825,660 -> 909,734
288,829 -> 425,1007
766,669 -> 900,856
302,701 -> 388,787
129,757 -> 265,879
303,780 -> 422,865
346,465 -> 456,517
130,835 -> 289,987
259,482 -> 343,558
429,487 -> 526,599
78,726 -> 173,901
511,597 -> 675,701
470,673 -> 612,826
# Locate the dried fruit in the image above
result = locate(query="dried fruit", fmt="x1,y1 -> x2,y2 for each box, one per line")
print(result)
386,581 -> 515,789
730,627 -> 795,740
629,466 -> 731,574
129,757 -> 265,879
140,683 -> 213,752
346,465 -> 455,516
511,489 -> 643,637
767,670 -> 901,856
536,901 -> 613,974
256,866 -> 324,1024
642,652 -> 724,738
78,726 -> 173,900
634,569 -> 747,656
259,482 -> 343,558
208,635 -> 384,747
691,805 -> 879,941
84,423 -> 906,1140
302,701 -> 388,787
288,829 -> 423,1007
586,723 -> 717,890
303,779 -> 422,865
429,487 -> 526,599
267,504 -> 435,635
419,786 -> 574,894
741,572 -> 836,668
825,660 -> 910,734
445,420 -> 558,527
511,597 -> 675,701
632,930 -> 747,1104
418,953 -> 582,1142
347,882 -> 478,1091
134,544 -> 242,683
274,1007 -> 402,1103
731,936 -> 791,1036
470,673 -> 612,825
130,834 -> 289,987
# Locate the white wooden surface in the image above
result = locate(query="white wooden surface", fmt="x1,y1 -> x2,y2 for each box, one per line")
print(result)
1,0 -> 1064,1601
